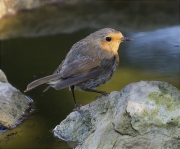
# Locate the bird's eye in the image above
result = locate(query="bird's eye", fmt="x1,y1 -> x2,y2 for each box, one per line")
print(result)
106,37 -> 111,42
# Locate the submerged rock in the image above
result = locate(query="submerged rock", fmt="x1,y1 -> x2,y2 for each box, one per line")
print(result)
53,81 -> 180,149
0,70 -> 32,130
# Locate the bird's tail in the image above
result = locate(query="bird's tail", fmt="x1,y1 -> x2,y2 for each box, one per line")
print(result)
24,74 -> 61,92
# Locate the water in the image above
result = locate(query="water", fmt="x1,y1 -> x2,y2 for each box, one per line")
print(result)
0,2 -> 179,149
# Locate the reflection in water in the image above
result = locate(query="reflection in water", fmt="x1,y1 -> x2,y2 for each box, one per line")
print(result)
125,26 -> 180,74
0,25 -> 179,149
0,126 -> 7,133
0,1 -> 178,39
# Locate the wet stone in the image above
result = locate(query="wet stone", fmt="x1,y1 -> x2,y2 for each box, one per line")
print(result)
0,70 -> 32,130
54,81 -> 180,149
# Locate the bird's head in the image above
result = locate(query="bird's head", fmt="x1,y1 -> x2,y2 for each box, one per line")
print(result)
89,28 -> 133,54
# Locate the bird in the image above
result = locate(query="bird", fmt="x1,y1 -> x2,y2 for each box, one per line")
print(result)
25,28 -> 133,109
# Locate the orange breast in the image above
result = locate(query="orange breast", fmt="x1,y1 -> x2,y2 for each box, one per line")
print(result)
100,41 -> 120,55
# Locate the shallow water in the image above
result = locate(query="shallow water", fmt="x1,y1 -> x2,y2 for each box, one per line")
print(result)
0,2 -> 180,149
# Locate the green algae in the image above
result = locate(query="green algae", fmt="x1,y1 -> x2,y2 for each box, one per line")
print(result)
148,92 -> 180,112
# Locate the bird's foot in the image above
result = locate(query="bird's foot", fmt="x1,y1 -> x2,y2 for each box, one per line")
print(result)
101,91 -> 109,96
73,104 -> 82,111
94,92 -> 109,100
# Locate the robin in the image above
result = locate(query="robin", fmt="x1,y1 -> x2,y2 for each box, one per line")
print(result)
25,28 -> 133,108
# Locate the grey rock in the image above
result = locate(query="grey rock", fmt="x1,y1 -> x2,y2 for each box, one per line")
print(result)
0,70 -> 8,83
0,70 -> 32,129
53,81 -> 180,149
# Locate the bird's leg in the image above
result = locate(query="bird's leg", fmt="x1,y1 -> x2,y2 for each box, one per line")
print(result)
81,87 -> 109,96
70,85 -> 80,110
70,85 -> 76,105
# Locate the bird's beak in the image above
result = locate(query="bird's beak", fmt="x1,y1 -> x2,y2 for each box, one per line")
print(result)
121,37 -> 133,42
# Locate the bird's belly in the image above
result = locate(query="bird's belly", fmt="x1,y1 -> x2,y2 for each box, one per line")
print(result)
75,71 -> 114,91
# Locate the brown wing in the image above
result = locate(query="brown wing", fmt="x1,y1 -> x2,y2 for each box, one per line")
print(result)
54,57 -> 116,90
62,58 -> 102,78
25,56 -> 116,92
43,59 -> 101,92
25,58 -> 101,92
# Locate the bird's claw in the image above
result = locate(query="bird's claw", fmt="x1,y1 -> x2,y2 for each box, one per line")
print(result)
73,104 -> 82,111
94,92 -> 109,100
101,91 -> 109,96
